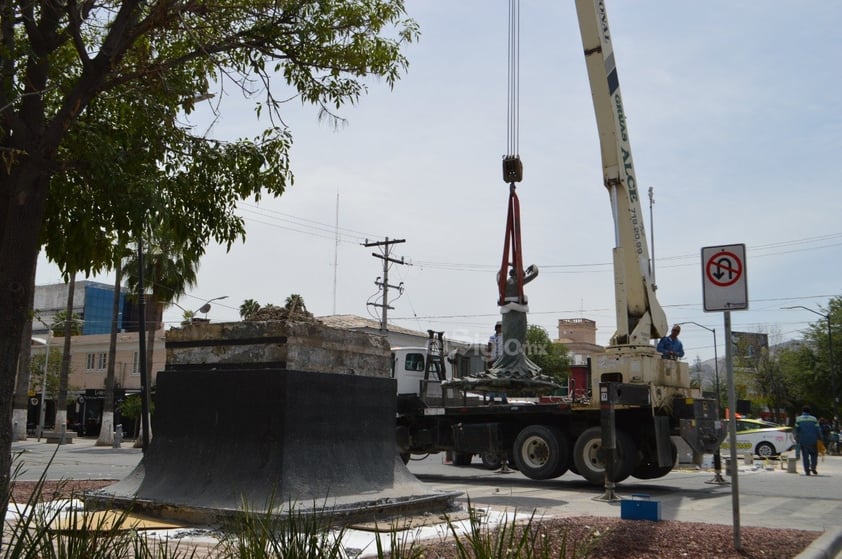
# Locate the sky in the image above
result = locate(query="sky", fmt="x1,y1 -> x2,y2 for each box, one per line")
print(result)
36,1 -> 842,364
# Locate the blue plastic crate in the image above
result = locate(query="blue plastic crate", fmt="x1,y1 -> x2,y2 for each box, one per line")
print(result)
620,493 -> 661,521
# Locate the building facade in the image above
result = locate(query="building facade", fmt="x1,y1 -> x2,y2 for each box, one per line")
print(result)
28,282 -> 164,436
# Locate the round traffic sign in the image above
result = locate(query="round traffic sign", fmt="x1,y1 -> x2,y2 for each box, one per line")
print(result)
705,250 -> 743,287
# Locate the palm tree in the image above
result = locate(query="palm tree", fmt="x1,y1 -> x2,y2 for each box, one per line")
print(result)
285,294 -> 306,314
96,262 -> 124,447
123,230 -> 200,445
239,299 -> 260,319
53,274 -> 76,437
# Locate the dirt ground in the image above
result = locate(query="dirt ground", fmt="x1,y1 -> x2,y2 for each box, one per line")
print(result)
8,481 -> 821,558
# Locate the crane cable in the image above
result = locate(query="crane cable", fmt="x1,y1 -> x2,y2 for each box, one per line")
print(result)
506,0 -> 520,160
498,0 -> 526,307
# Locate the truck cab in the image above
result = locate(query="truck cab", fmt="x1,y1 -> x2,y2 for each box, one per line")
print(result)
391,346 -> 451,397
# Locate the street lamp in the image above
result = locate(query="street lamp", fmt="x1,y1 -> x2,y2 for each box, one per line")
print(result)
677,321 -> 726,485
783,305 -> 837,429
173,295 -> 229,323
677,321 -> 720,410
31,335 -> 50,441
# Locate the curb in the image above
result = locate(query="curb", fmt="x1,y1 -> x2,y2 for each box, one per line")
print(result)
795,527 -> 842,559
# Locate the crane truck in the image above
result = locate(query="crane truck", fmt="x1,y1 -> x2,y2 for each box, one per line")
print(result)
394,0 -> 725,486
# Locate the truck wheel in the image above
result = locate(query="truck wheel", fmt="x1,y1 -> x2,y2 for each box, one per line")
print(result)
572,427 -> 637,485
480,452 -> 502,470
452,452 -> 473,466
400,452 -> 411,465
512,425 -> 569,480
632,440 -> 677,480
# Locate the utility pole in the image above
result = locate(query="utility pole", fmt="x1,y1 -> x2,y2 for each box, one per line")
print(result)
648,186 -> 656,290
365,237 -> 406,332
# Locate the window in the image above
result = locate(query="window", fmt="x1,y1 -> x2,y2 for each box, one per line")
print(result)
86,352 -> 107,371
405,353 -> 425,372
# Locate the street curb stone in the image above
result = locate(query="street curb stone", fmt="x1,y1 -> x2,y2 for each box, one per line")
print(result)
794,527 -> 842,559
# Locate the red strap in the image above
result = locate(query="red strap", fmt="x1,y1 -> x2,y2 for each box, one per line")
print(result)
498,185 -> 525,306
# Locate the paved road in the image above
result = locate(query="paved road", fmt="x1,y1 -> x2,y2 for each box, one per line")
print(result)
11,437 -> 142,482
10,437 -> 842,532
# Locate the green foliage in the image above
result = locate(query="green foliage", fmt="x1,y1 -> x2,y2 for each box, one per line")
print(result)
118,394 -> 153,421
29,349 -> 63,397
50,311 -> 83,337
3,0 -> 418,536
20,0 -> 419,279
690,356 -> 704,389
442,502 -> 602,559
284,294 -> 306,313
524,325 -> 570,384
122,229 -> 200,306
239,299 -> 261,319
4,456 -> 197,558
216,497 -> 349,559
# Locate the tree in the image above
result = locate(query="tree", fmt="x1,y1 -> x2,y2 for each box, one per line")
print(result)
285,294 -> 307,314
55,275 -> 77,435
752,347 -> 791,423
800,298 -> 842,422
97,263 -> 124,447
524,325 -> 569,385
122,229 -> 200,446
240,299 -> 261,320
118,394 -> 154,440
30,349 -> 63,398
0,0 -> 417,530
50,310 -> 83,337
691,356 -> 704,390
12,268 -> 37,441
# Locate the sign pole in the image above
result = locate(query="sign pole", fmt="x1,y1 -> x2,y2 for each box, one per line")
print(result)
702,242 -> 748,551
724,311 -> 740,550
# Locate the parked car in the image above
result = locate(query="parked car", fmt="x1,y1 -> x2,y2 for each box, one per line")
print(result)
720,418 -> 794,458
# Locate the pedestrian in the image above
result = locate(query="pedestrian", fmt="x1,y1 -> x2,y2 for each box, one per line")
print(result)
819,417 -> 831,448
487,321 -> 502,368
656,324 -> 685,360
794,406 -> 822,476
486,321 -> 507,404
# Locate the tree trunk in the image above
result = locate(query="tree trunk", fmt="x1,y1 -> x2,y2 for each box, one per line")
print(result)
96,266 -> 122,446
54,275 -> 75,437
0,164 -> 52,541
133,296 -> 159,448
12,260 -> 37,441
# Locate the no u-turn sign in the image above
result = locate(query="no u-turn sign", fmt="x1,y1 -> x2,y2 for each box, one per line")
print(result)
702,244 -> 748,312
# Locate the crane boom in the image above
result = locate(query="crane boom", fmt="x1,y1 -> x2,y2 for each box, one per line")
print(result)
575,0 -> 668,347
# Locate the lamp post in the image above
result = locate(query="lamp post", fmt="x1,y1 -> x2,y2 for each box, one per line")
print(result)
31,335 -> 50,441
678,321 -> 720,410
677,320 -> 727,484
173,295 -> 229,323
783,305 -> 837,430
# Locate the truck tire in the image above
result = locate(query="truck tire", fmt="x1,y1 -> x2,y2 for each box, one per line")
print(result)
512,425 -> 569,480
480,451 -> 502,470
572,426 -> 636,485
452,452 -> 473,466
632,440 -> 677,480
